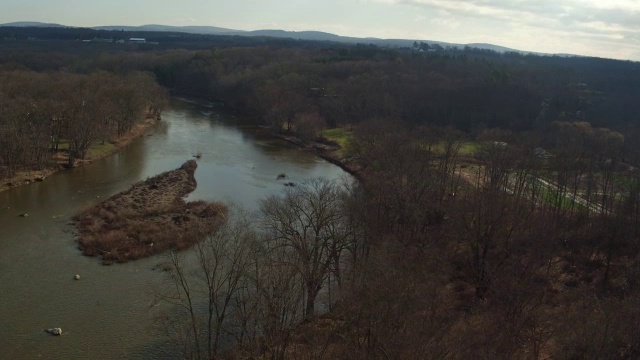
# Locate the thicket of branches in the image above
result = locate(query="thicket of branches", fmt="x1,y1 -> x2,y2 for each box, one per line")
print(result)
157,118 -> 640,358
74,45 -> 640,137
0,70 -> 166,177
156,182 -> 362,359
2,37 -> 639,137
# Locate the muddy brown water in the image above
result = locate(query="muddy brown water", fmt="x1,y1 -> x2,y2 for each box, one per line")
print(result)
0,98 -> 350,359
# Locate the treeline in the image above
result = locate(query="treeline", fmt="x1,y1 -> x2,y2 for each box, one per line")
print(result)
0,70 -> 166,177
0,26 -> 327,49
2,36 -> 640,136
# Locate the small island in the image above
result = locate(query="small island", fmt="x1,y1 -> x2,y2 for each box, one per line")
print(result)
74,160 -> 226,264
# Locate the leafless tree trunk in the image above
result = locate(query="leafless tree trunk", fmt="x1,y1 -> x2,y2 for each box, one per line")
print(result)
260,178 -> 354,321
157,207 -> 257,359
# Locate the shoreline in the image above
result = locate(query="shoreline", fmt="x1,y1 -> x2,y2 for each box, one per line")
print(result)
74,159 -> 226,264
169,95 -> 362,181
0,114 -> 160,195
272,132 -> 364,183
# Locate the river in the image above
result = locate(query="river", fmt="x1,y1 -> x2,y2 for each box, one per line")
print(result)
0,98 -> 350,359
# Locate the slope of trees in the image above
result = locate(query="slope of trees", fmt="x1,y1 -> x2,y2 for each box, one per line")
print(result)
329,120 -> 640,359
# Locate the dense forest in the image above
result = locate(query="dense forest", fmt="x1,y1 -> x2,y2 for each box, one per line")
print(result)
3,26 -> 640,358
2,26 -> 640,134
0,71 -> 166,183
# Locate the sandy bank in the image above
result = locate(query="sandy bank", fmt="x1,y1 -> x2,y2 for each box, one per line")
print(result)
0,114 -> 160,195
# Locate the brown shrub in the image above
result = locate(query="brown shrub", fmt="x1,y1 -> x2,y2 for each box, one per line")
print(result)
74,160 -> 226,264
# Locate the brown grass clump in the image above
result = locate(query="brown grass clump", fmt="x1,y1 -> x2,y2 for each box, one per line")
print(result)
74,160 -> 226,264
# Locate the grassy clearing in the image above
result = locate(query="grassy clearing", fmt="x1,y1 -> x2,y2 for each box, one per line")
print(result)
86,142 -> 116,159
540,186 -> 568,208
322,128 -> 353,155
429,141 -> 479,156
613,173 -> 639,190
56,140 -> 116,159
538,185 -> 587,211
459,142 -> 479,156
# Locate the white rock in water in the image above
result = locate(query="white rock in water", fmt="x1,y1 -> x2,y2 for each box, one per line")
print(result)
46,328 -> 62,336
74,274 -> 80,280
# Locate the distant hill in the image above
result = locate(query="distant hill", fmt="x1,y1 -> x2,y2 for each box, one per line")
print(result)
0,21 -> 67,28
246,30 -> 343,42
0,21 -> 568,56
226,30 -> 529,54
465,43 -> 520,53
93,24 -> 239,34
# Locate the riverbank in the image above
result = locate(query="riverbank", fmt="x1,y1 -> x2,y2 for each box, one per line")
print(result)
0,97 -> 352,359
0,114 -> 160,195
74,160 -> 226,264
272,132 -> 364,182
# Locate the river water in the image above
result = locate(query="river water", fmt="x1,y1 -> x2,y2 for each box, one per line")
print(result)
0,98 -> 349,359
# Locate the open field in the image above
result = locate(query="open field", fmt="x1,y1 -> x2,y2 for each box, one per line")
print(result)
321,128 -> 353,157
322,128 -> 353,148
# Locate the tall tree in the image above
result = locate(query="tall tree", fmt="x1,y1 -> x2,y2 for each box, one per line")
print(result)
260,178 -> 353,320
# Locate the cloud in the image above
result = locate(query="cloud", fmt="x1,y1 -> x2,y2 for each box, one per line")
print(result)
378,0 -> 640,29
363,0 -> 640,59
414,14 -> 427,21
431,17 -> 461,29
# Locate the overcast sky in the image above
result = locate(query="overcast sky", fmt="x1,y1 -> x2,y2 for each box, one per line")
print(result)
2,0 -> 640,61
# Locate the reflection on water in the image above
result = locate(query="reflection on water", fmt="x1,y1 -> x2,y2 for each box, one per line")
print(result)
0,98 -> 350,359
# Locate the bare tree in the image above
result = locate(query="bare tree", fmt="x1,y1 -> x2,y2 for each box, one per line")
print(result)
157,207 -> 257,359
65,94 -> 99,166
455,189 -> 532,299
260,178 -> 353,321
294,112 -> 326,142
236,244 -> 305,359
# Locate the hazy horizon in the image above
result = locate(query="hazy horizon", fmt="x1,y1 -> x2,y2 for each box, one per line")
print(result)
1,0 -> 639,61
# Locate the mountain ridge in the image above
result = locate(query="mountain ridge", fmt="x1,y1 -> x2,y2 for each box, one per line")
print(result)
93,24 -> 239,34
1,21 -> 68,28
0,21 -> 568,56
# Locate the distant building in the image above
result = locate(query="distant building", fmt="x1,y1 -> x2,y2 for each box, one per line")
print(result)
128,38 -> 146,43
